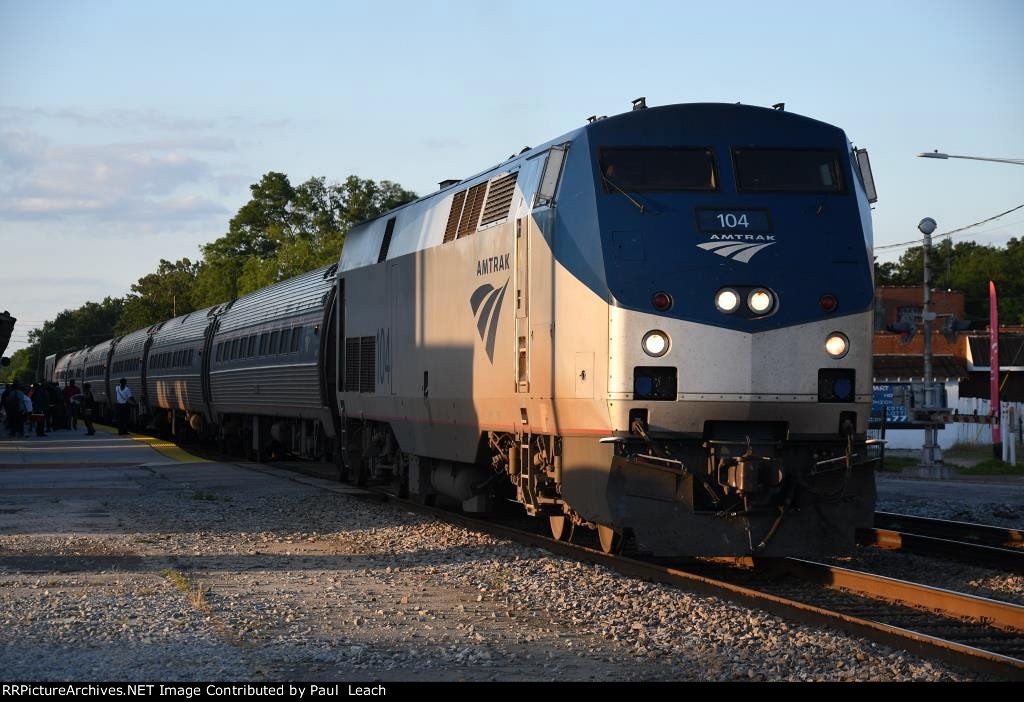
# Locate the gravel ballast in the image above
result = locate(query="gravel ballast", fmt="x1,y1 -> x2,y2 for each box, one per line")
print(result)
0,461 -> 1006,681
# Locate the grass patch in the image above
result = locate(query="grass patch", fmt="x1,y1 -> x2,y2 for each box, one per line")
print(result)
879,456 -> 918,473
944,442 -> 993,459
957,459 -> 1024,476
159,568 -> 189,593
191,490 -> 229,502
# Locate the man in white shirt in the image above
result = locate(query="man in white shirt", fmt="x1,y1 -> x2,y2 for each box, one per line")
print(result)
114,378 -> 133,435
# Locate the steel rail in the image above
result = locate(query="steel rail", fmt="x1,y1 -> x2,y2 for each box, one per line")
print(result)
874,511 -> 1024,548
774,558 -> 1024,632
857,526 -> 1024,572
381,495 -> 1024,680
235,462 -> 1024,679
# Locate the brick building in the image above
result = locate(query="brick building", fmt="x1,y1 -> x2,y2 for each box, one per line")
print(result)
873,286 -> 966,332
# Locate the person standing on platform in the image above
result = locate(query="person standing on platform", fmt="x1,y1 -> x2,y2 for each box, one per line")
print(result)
114,378 -> 133,435
29,384 -> 46,437
81,383 -> 96,436
3,381 -> 27,438
47,382 -> 63,431
64,379 -> 81,431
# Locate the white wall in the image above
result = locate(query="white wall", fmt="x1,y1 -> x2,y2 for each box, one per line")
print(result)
881,380 -> 1023,449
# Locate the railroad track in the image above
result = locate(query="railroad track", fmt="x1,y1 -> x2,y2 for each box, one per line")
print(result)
231,458 -> 1024,678
370,492 -> 1024,680
859,512 -> 1024,572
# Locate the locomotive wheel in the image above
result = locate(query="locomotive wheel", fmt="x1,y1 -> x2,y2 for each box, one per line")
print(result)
549,515 -> 575,542
597,524 -> 623,555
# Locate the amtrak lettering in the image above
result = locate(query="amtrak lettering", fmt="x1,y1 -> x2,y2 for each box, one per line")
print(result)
469,278 -> 509,363
708,234 -> 775,242
476,254 -> 511,276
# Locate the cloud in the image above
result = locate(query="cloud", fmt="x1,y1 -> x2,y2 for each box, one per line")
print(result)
0,128 -> 232,222
0,105 -> 220,132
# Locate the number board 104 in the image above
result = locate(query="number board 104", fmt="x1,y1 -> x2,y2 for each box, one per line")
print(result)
696,209 -> 772,233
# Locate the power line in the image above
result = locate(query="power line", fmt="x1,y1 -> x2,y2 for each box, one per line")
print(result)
874,203 -> 1024,252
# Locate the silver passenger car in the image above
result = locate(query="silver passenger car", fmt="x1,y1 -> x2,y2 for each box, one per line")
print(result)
146,306 -> 215,429
109,325 -> 156,423
209,266 -> 336,451
81,338 -> 118,412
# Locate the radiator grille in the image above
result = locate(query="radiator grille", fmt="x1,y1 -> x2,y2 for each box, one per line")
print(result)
457,181 -> 488,238
443,190 -> 466,243
480,172 -> 518,226
344,336 -> 376,393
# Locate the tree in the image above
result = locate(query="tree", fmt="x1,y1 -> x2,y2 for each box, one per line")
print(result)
0,297 -> 124,384
116,258 -> 201,334
875,237 -> 1024,324
195,173 -> 416,303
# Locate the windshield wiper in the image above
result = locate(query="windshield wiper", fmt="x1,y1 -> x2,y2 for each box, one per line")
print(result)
601,173 -> 647,214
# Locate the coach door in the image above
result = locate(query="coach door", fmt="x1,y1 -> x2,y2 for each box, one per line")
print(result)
515,216 -> 529,393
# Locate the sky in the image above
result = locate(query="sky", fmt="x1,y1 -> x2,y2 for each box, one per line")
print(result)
1,0 -> 1022,353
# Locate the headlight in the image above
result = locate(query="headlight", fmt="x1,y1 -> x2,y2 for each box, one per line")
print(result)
715,289 -> 740,314
642,330 -> 669,357
825,333 -> 849,359
747,288 -> 774,314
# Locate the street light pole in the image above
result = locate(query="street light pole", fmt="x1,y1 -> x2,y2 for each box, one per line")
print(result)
917,151 -> 1024,166
917,217 -> 943,473
917,150 -> 1022,465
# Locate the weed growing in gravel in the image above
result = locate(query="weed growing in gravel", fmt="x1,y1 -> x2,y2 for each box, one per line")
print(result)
160,568 -> 189,593
483,568 -> 510,592
190,586 -> 210,613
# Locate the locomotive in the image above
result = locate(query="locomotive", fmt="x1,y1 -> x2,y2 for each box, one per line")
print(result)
48,101 -> 879,557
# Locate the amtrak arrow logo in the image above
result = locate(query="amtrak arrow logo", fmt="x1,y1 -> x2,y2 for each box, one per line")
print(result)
470,278 -> 509,362
697,240 -> 776,263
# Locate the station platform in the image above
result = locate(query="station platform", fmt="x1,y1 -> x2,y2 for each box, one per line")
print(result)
0,425 -> 207,468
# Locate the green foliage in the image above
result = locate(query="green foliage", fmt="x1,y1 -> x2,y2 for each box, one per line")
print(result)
116,258 -> 201,334
6,172 -> 417,375
1,297 -> 124,384
875,237 -> 1024,324
0,347 -> 34,385
196,173 -> 416,303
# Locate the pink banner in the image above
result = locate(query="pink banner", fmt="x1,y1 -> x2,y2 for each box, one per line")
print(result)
990,280 -> 1000,444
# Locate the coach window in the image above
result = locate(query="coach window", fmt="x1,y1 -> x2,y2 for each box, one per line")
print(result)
215,344 -> 222,362
259,333 -> 269,355
291,327 -> 302,352
247,335 -> 256,357
280,328 -> 292,354
270,330 -> 280,355
733,148 -> 843,193
231,338 -> 240,360
598,147 -> 717,191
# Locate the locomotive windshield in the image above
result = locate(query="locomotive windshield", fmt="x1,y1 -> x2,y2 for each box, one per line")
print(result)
599,147 -> 717,191
734,148 -> 843,193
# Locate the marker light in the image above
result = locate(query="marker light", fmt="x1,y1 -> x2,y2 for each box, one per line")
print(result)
825,333 -> 850,359
820,294 -> 838,313
715,289 -> 740,313
652,292 -> 673,311
642,330 -> 669,357
747,289 -> 774,314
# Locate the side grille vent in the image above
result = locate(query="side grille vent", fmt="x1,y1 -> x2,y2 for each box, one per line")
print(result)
443,190 -> 466,243
457,181 -> 488,238
344,336 -> 376,393
480,172 -> 518,226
